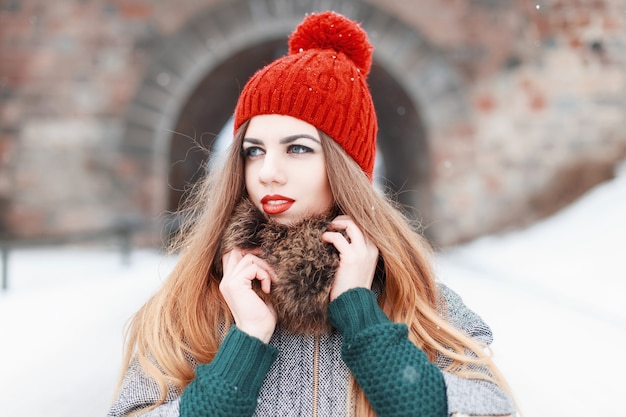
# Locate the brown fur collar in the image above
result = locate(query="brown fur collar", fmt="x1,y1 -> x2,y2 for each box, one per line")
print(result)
219,198 -> 342,335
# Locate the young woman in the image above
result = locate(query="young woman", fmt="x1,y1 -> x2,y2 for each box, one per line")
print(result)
109,11 -> 516,417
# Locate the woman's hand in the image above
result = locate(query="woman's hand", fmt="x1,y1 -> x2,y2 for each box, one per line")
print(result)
322,215 -> 380,301
220,248 -> 277,343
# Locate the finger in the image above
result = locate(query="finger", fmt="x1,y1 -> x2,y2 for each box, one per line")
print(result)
331,214 -> 351,222
242,247 -> 263,257
242,254 -> 276,281
258,270 -> 272,294
327,216 -> 352,231
222,248 -> 244,271
322,230 -> 351,253
222,253 -> 258,284
329,218 -> 366,246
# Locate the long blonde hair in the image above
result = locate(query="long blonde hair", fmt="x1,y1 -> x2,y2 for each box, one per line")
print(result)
116,122 -> 512,415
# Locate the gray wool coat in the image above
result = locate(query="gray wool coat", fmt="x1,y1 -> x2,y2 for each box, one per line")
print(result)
108,284 -> 515,417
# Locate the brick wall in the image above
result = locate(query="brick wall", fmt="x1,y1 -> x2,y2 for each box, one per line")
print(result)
1,0 -> 625,246
381,0 -> 626,242
0,0 -> 215,239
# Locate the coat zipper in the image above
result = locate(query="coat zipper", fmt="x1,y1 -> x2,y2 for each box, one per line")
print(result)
312,334 -> 320,417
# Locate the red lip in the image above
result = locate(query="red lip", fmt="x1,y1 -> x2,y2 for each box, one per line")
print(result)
261,195 -> 295,215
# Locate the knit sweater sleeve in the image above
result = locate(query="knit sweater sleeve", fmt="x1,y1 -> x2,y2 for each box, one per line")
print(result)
179,326 -> 278,417
328,288 -> 448,417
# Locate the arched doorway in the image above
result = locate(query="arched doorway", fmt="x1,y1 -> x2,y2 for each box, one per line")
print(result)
167,39 -> 287,216
166,48 -> 426,237
123,0 -> 468,244
369,62 -> 428,220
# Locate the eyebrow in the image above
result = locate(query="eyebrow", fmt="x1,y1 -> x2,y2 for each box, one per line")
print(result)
243,134 -> 321,145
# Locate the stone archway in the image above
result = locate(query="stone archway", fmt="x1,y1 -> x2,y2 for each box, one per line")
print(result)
369,62 -> 428,220
167,39 -> 287,217
123,0 -> 469,241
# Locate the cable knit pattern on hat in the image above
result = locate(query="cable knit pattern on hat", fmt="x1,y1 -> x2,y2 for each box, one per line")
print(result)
234,11 -> 378,178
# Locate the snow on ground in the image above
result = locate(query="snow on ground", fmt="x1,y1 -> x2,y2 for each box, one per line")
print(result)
0,248 -> 178,417
0,166 -> 624,417
435,164 -> 626,417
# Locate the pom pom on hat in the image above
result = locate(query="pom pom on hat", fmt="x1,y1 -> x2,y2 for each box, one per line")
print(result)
288,11 -> 374,75
234,11 -> 378,178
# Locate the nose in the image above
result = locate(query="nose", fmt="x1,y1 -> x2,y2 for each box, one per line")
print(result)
257,152 -> 286,185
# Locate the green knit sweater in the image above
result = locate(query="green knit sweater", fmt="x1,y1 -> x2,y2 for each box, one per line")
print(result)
180,288 -> 447,416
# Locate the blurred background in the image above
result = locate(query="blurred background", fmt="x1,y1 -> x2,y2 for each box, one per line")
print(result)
1,0 -> 625,246
0,1 -> 625,416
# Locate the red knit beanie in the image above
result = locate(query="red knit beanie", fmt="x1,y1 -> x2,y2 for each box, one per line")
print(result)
234,11 -> 378,178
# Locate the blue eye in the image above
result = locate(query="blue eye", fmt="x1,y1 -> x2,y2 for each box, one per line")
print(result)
288,144 -> 313,154
242,146 -> 264,158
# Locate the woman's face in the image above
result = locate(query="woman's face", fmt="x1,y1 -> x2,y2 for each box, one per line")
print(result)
243,114 -> 334,224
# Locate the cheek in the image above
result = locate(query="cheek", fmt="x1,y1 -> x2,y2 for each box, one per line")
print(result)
244,159 -> 258,183
314,171 -> 333,207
